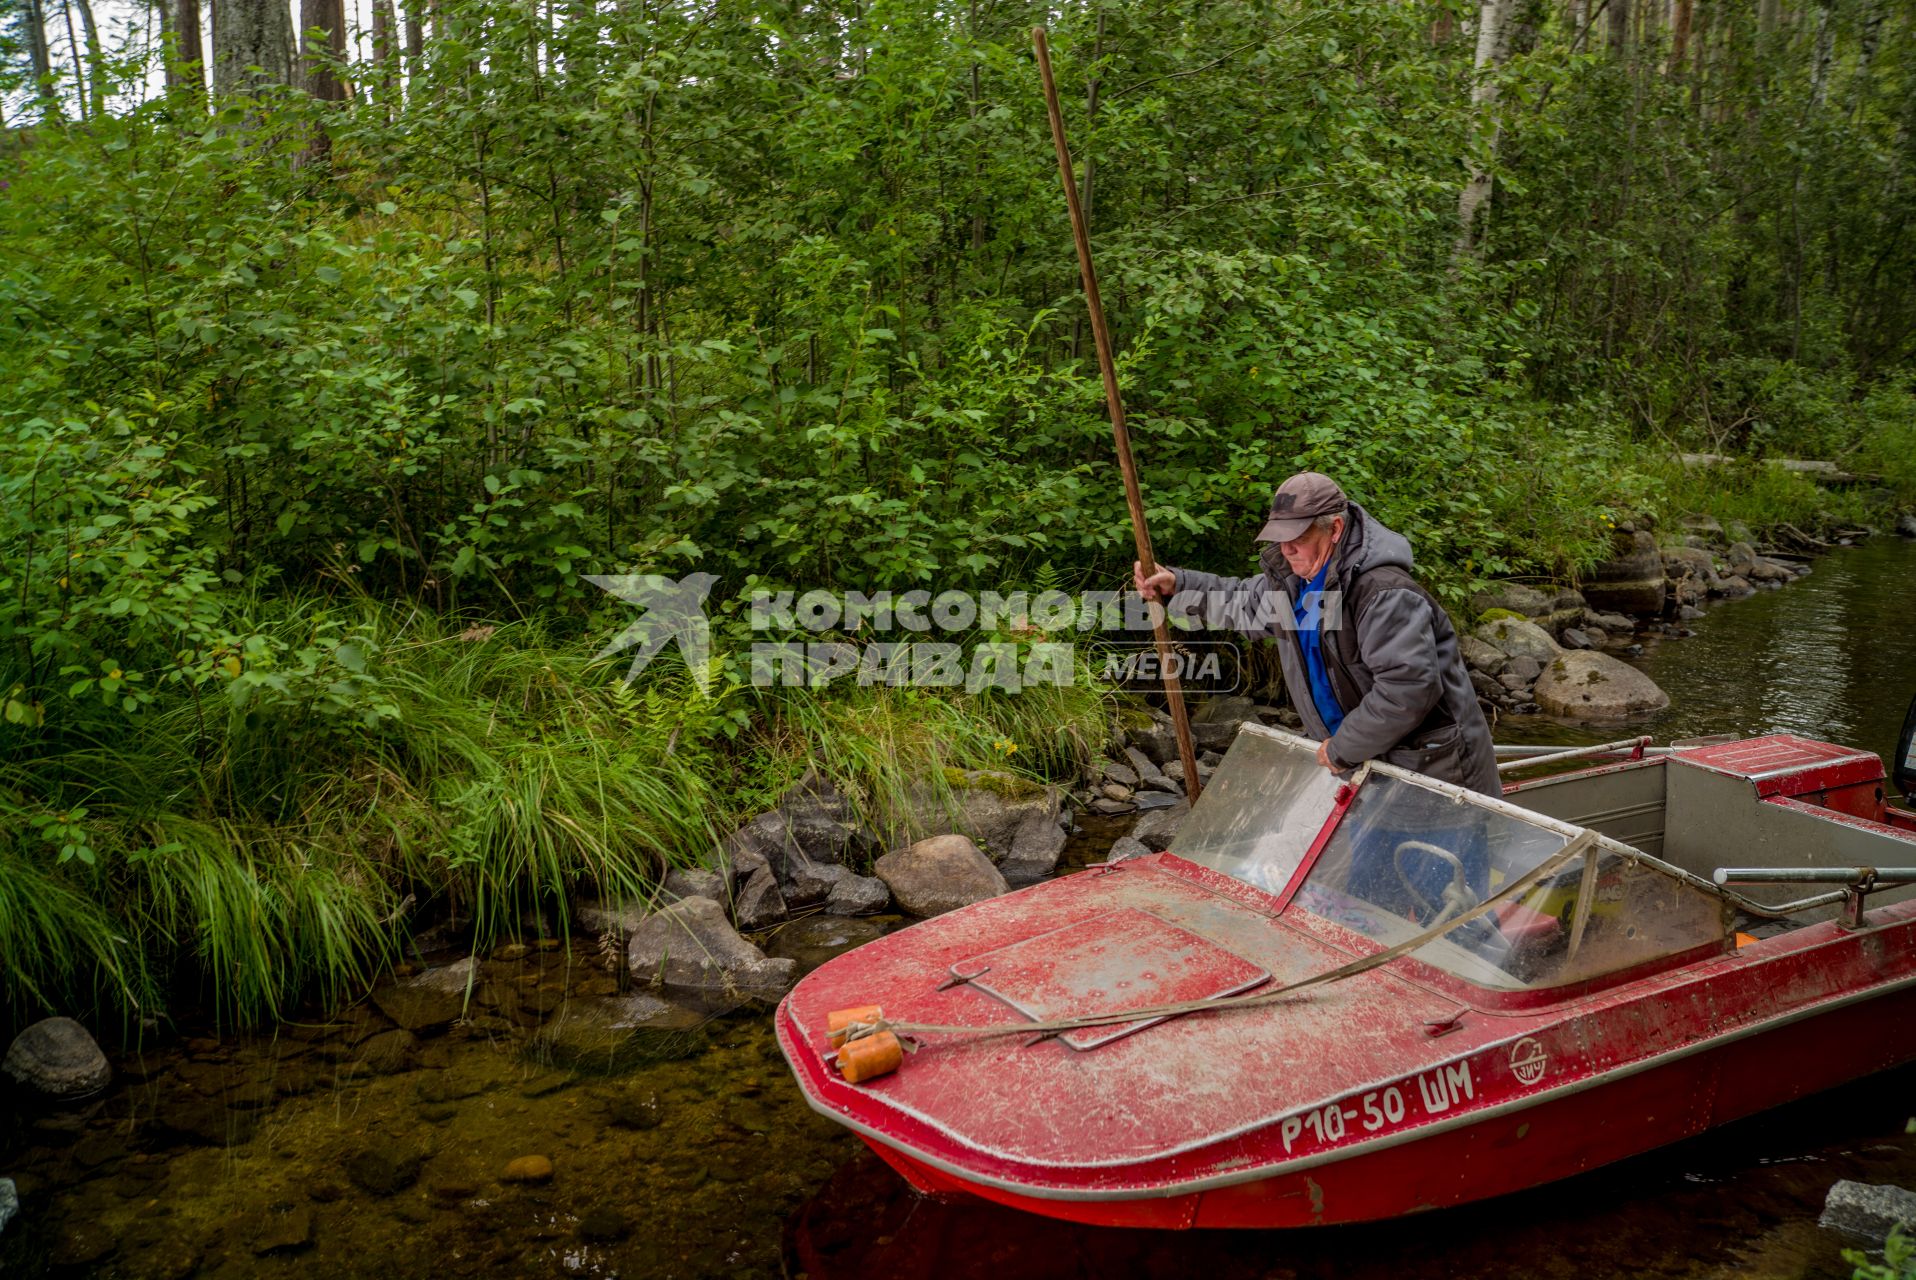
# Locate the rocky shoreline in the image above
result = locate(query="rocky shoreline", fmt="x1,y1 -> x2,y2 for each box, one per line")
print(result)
1458,514 -> 1818,721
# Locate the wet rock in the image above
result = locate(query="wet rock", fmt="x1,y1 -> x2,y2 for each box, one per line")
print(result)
1134,791 -> 1184,811
1161,759 -> 1213,789
346,1143 -> 424,1196
1749,557 -> 1794,583
1088,797 -> 1136,816
600,1086 -> 663,1130
766,915 -> 887,974
665,867 -> 726,903
1820,1180 -> 1916,1244
502,1154 -> 554,1184
1560,627 -> 1593,650
1099,760 -> 1139,788
1459,635 -> 1506,674
1137,771 -> 1182,796
1189,694 -> 1258,746
1469,670 -> 1507,704
1123,746 -> 1165,783
1582,627 -> 1609,647
1120,707 -> 1181,765
354,1028 -> 419,1075
1505,654 -> 1543,682
874,834 -> 1009,917
734,864 -> 788,930
0,1177 -> 16,1237
249,1207 -> 314,1256
370,959 -> 477,1034
1498,671 -> 1534,693
1106,836 -> 1152,863
1583,529 -> 1668,615
1530,606 -> 1585,636
1678,604 -> 1705,621
1548,588 -> 1588,613
529,993 -> 710,1072
1534,651 -> 1671,720
1716,574 -> 1754,597
626,897 -> 798,1007
1100,782 -> 1134,802
1583,609 -> 1636,633
825,868 -> 890,915
1471,582 -> 1551,617
1001,809 -> 1068,880
3,1017 -> 111,1100
1898,513 -> 1916,539
493,942 -> 532,961
1131,801 -> 1191,852
578,1207 -> 631,1243
1473,617 -> 1562,663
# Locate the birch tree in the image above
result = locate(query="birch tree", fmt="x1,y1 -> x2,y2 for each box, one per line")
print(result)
1456,0 -> 1516,257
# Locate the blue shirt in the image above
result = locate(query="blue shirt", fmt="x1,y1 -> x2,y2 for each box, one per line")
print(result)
1293,562 -> 1345,737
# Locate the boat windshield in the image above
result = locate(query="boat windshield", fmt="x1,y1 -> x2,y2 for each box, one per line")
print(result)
1171,727 -> 1733,991
1169,729 -> 1344,894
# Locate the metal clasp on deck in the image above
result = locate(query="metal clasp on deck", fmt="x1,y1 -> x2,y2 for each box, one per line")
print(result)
1713,866 -> 1916,929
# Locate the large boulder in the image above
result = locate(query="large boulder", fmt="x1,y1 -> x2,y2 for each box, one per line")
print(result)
3,1017 -> 110,1100
873,835 -> 1009,917
1582,529 -> 1668,615
1131,800 -> 1192,852
1473,617 -> 1562,664
1118,707 -> 1181,765
1533,651 -> 1670,719
625,897 -> 798,1009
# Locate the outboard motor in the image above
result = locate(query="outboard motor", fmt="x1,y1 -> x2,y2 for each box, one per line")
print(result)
1898,693 -> 1916,806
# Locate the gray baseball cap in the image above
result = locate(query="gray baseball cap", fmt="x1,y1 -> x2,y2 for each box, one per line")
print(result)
1255,472 -> 1347,542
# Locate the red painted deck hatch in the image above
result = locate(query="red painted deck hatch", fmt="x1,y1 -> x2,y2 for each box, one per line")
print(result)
960,908 -> 1271,1050
1679,733 -> 1884,797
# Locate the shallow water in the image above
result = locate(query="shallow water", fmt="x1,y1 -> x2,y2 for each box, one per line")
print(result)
4,539 -> 1916,1280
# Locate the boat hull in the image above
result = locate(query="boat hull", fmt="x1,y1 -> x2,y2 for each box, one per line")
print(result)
788,971 -> 1916,1229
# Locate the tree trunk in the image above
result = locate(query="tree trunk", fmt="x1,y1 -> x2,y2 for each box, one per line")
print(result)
372,0 -> 400,107
167,0 -> 207,110
213,0 -> 296,97
1608,0 -> 1630,56
1669,0 -> 1691,74
1456,0 -> 1515,258
1849,0 -> 1883,117
24,0 -> 58,115
60,0 -> 89,119
73,0 -> 106,117
1807,1 -> 1833,109
1688,0 -> 1710,109
404,0 -> 423,79
303,0 -> 349,102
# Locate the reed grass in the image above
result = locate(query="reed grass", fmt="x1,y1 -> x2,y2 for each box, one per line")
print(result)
0,597 -> 1109,1032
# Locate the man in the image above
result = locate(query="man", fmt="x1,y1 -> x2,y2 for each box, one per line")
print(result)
1135,472 -> 1500,798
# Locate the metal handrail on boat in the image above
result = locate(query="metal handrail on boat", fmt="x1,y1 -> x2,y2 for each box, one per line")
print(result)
1495,737 -> 1654,773
1713,866 -> 1916,928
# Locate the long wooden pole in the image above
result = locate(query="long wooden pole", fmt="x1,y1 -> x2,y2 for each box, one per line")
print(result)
1032,26 -> 1203,803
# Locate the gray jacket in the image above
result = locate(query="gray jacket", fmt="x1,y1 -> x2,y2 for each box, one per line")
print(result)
1167,503 -> 1501,797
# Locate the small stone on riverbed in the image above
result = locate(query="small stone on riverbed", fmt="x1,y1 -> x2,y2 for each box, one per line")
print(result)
1820,1180 -> 1916,1243
502,1155 -> 554,1184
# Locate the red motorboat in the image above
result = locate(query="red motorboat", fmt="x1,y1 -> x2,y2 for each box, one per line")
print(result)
777,717 -> 1916,1229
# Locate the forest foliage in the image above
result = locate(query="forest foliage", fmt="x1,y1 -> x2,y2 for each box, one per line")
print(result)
1,0 -> 1913,1025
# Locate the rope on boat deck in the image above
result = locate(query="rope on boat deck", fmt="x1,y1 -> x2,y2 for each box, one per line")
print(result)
833,831 -> 1598,1051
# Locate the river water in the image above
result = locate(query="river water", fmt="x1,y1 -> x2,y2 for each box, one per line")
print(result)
3,540 -> 1915,1280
